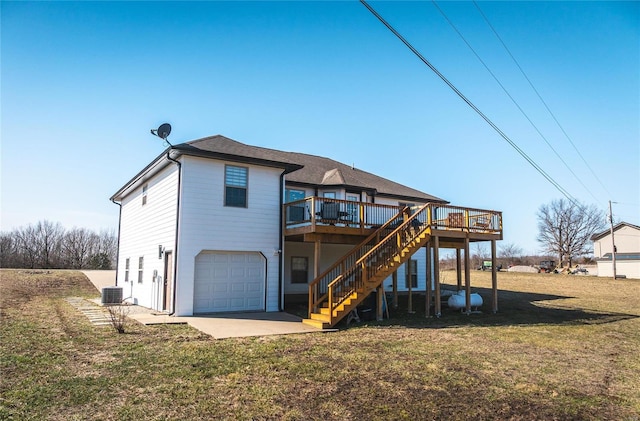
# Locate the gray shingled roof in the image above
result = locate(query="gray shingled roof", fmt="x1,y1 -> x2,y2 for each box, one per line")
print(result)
175,135 -> 446,203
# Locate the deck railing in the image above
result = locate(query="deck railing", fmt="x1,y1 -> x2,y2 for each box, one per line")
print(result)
284,198 -> 502,235
428,204 -> 502,234
284,197 -> 403,230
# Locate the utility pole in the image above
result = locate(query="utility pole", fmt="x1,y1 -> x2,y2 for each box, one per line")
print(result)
609,200 -> 617,280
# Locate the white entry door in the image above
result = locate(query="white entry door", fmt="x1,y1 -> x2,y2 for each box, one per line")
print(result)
194,251 -> 265,313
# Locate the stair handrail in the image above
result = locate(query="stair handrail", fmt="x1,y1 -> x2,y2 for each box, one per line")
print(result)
326,203 -> 431,314
308,206 -> 407,315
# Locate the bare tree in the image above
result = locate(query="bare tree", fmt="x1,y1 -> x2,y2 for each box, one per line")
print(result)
499,243 -> 523,264
95,229 -> 117,268
537,199 -> 605,267
15,225 -> 39,268
34,220 -> 64,268
0,232 -> 18,268
1,221 -> 116,269
63,228 -> 96,269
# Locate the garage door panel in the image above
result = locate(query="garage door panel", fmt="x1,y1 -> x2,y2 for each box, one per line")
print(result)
194,285 -> 211,295
246,282 -> 262,292
230,298 -> 245,307
212,298 -> 229,308
212,283 -> 229,293
247,268 -> 262,276
231,283 -> 246,293
194,251 -> 265,313
246,297 -> 262,307
230,267 -> 246,277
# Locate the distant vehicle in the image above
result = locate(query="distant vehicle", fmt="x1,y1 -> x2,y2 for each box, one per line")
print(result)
478,260 -> 501,271
478,260 -> 492,271
539,260 -> 556,273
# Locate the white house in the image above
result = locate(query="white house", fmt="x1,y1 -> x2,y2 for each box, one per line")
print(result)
111,135 -> 503,325
591,222 -> 640,279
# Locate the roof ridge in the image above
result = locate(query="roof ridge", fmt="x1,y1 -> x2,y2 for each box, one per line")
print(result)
176,134 -> 446,203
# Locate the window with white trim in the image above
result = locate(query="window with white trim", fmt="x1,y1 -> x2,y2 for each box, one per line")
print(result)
124,258 -> 130,282
142,184 -> 148,205
225,165 -> 248,207
138,256 -> 144,283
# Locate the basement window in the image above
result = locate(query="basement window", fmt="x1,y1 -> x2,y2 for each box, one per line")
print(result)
291,257 -> 309,284
405,259 -> 417,289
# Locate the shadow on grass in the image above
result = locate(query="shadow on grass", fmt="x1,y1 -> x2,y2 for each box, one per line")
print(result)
285,286 -> 639,330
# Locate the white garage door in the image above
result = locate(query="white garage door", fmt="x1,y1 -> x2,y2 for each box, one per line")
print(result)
194,251 -> 265,313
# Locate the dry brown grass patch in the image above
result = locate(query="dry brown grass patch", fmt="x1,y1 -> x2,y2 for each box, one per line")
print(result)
1,269 -> 639,420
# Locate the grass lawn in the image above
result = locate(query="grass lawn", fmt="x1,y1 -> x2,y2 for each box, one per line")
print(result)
1,269 -> 639,420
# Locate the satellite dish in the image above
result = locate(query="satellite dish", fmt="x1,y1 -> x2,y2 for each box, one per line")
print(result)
156,123 -> 171,139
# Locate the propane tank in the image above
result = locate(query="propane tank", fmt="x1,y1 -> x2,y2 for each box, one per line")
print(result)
447,291 -> 483,310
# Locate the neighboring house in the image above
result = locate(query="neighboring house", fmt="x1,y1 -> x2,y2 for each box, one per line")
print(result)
591,222 -> 640,279
111,135 -> 503,326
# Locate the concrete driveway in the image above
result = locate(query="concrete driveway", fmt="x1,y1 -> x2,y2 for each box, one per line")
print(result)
128,311 -> 326,339
81,270 -> 326,339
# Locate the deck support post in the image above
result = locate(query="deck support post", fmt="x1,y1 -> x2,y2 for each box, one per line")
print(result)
313,239 -> 321,279
392,271 -> 398,309
376,284 -> 384,321
406,260 -> 413,313
464,237 -> 471,315
434,236 -> 441,317
491,239 -> 498,313
456,248 -> 462,291
426,243 -> 432,318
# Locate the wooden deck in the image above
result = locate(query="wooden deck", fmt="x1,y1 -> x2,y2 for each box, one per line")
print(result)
298,200 -> 504,327
284,197 -> 502,245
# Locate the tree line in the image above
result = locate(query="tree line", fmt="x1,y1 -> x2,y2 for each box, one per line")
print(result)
0,220 -> 117,270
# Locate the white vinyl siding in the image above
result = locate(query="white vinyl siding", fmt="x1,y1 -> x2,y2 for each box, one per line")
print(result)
175,156 -> 283,315
117,163 -> 179,310
593,225 -> 640,257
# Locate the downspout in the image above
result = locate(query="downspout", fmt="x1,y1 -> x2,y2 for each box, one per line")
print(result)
278,170 -> 286,311
110,198 -> 122,287
166,149 -> 182,315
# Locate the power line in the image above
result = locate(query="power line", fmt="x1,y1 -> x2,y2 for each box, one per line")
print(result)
359,0 -> 579,205
472,0 -> 613,199
431,0 -> 601,205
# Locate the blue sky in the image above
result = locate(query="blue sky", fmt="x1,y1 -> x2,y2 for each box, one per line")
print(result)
2,1 -> 638,255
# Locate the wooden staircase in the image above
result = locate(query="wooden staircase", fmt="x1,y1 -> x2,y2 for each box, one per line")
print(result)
303,203 -> 433,329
